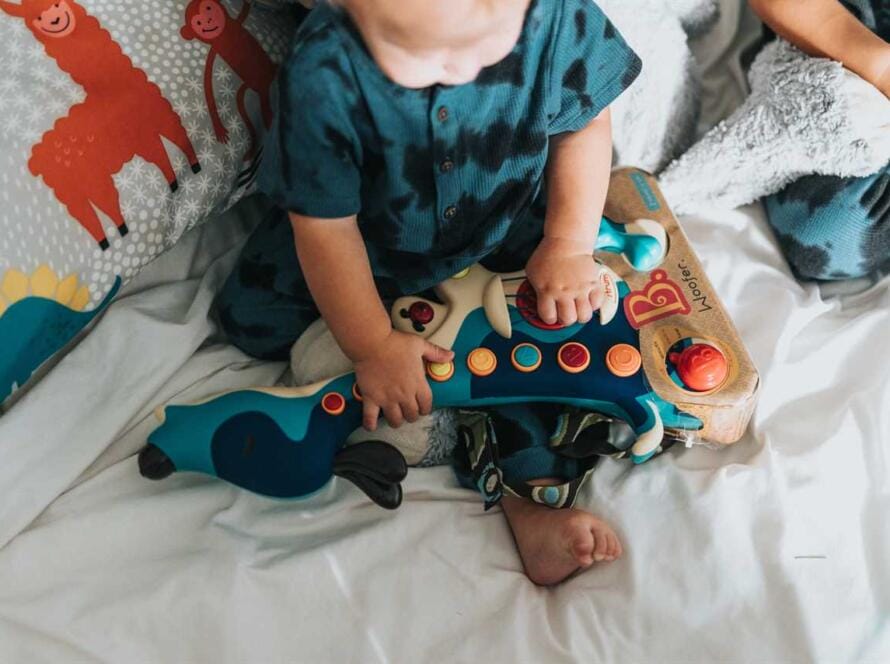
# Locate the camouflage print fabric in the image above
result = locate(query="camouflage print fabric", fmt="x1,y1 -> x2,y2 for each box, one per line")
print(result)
452,406 -> 670,510
764,167 -> 890,281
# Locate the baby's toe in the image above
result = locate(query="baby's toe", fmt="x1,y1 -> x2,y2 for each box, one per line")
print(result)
591,525 -> 610,562
571,531 -> 595,567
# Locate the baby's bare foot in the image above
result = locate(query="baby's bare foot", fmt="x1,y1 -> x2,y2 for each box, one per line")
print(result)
501,495 -> 623,586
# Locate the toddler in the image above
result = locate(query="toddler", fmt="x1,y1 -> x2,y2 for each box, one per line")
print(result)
218,0 -> 641,585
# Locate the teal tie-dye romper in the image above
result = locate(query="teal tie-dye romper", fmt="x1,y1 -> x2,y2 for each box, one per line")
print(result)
763,0 -> 890,280
216,0 -> 641,503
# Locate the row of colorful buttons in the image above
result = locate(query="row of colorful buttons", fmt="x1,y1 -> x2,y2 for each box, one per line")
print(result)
320,342 -> 643,416
426,342 -> 643,382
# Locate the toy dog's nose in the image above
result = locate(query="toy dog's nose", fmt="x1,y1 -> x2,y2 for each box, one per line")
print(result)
139,444 -> 176,480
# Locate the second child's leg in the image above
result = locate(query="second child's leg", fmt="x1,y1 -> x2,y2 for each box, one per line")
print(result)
764,168 -> 890,281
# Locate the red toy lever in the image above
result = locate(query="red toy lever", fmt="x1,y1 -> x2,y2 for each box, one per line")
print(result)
670,343 -> 728,392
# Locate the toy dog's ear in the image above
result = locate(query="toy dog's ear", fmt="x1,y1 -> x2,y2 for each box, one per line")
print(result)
333,441 -> 408,510
138,444 -> 176,480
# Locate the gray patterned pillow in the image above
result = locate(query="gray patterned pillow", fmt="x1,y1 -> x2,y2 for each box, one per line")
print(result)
0,0 -> 297,405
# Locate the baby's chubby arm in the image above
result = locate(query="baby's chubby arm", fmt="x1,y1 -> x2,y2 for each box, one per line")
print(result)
526,108 -> 612,327
290,213 -> 453,430
749,0 -> 890,97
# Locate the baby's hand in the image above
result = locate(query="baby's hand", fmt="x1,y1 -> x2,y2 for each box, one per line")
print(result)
526,236 -> 602,326
353,330 -> 454,431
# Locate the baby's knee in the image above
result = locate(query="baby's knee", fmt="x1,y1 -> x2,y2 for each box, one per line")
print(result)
215,275 -> 304,360
216,297 -> 292,361
765,172 -> 889,280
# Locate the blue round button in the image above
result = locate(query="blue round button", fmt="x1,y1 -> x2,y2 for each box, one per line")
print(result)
511,343 -> 542,372
543,486 -> 560,505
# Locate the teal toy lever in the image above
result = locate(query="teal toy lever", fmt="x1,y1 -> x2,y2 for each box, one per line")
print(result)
596,216 -> 667,272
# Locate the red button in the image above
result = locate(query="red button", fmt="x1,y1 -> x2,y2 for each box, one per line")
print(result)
322,392 -> 346,416
515,280 -> 565,330
409,301 -> 434,325
558,342 -> 590,373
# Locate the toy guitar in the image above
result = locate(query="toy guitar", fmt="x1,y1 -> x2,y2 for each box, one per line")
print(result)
139,214 -> 723,508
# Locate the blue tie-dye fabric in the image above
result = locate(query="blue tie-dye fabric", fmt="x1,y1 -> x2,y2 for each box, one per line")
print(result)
258,0 -> 641,295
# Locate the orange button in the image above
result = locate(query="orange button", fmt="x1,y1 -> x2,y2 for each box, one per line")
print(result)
321,392 -> 346,415
606,344 -> 641,377
352,382 -> 362,402
467,348 -> 497,377
427,361 -> 455,382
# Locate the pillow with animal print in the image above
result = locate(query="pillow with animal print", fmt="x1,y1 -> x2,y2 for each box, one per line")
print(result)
0,0 -> 298,406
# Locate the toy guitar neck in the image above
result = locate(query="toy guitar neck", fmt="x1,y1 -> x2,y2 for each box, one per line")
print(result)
140,216 -> 707,506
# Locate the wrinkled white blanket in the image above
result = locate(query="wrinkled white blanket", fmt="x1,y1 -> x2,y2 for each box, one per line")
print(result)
2,198 -> 888,661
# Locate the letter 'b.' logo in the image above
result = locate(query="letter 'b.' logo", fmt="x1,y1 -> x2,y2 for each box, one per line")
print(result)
624,270 -> 690,329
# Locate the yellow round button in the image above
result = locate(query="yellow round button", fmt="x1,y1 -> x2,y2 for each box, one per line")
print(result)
606,343 -> 642,377
452,268 -> 470,280
427,361 -> 455,382
467,348 -> 497,377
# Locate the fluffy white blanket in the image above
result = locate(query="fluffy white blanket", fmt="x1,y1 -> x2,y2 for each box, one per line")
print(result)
660,39 -> 890,214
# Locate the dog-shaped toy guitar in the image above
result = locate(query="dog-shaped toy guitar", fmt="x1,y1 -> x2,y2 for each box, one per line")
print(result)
141,169 -> 759,507
139,212 -> 722,509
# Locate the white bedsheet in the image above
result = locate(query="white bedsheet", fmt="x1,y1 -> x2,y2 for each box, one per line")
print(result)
1,2 -> 889,661
1,198 -> 887,662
